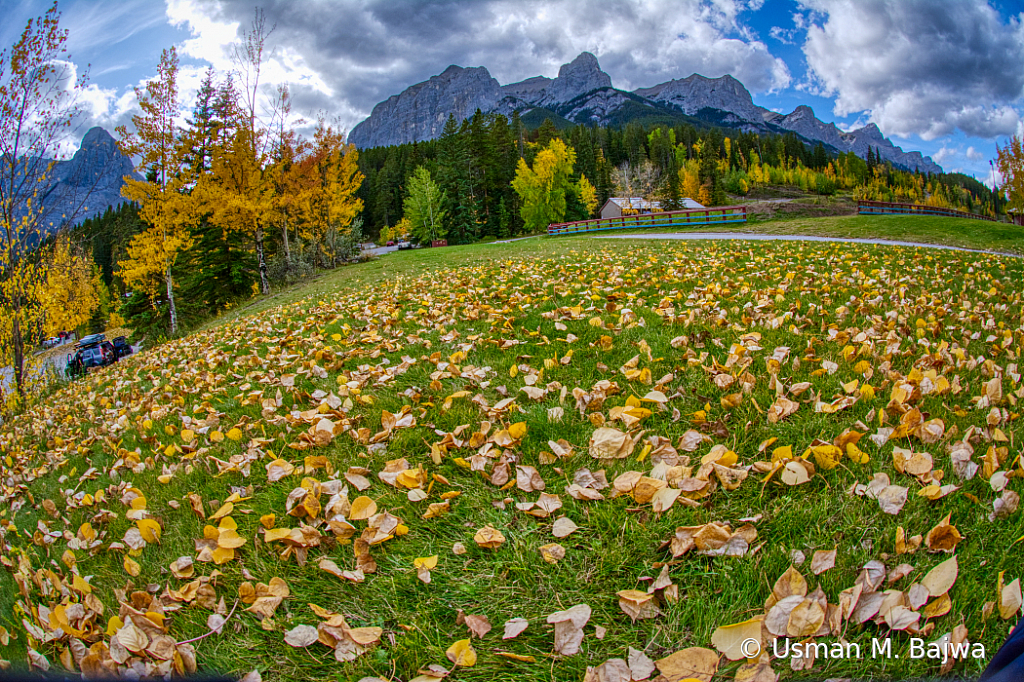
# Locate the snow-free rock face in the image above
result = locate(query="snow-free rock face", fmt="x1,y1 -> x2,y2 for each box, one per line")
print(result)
348,65 -> 523,148
348,52 -> 942,173
634,73 -> 765,123
502,51 -> 612,109
17,127 -> 138,235
766,107 -> 942,173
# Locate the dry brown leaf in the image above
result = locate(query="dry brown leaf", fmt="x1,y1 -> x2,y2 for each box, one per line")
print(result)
925,513 -> 962,553
463,614 -> 492,639
921,555 -> 959,597
1000,576 -> 1023,619
877,484 -> 909,515
655,647 -> 719,682
547,603 -> 591,656
284,624 -> 319,647
473,525 -> 505,549
589,427 -> 635,459
617,590 -> 661,622
810,548 -> 837,575
539,543 -> 565,563
503,617 -> 529,640
552,516 -> 578,538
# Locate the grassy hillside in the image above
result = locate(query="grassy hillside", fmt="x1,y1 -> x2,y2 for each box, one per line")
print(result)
1,234 -> 1022,681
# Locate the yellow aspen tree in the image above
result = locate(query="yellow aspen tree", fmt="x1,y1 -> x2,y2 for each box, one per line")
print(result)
0,2 -> 92,396
209,8 -> 284,295
577,175 -> 598,216
116,46 -> 198,335
40,235 -> 99,336
207,123 -> 278,293
268,114 -> 309,264
301,116 -> 364,265
511,138 -> 577,232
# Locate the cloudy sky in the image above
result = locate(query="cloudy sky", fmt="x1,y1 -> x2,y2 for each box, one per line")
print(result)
3,0 -> 1023,183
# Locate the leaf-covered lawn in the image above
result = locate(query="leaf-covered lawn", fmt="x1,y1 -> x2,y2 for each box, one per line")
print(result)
1,237 -> 1022,681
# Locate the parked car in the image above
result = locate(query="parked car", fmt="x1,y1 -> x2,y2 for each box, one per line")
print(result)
65,334 -> 115,378
111,336 -> 133,359
43,337 -> 60,348
398,240 -> 412,250
77,333 -> 105,347
386,240 -> 395,247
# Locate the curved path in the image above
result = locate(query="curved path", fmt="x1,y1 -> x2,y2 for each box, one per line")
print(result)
596,232 -> 1021,258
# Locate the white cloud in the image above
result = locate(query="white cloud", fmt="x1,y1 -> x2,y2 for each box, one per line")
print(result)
966,146 -> 984,161
799,0 -> 1024,140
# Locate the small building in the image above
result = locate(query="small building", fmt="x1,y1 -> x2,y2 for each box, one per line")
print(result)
1008,208 -> 1023,226
599,197 -> 704,219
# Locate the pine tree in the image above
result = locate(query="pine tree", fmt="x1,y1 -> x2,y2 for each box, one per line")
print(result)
437,114 -> 477,244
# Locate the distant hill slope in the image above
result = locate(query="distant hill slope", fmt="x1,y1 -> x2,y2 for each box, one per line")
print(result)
349,52 -> 942,174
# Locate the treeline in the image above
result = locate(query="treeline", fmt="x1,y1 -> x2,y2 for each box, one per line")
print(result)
358,115 -> 1004,242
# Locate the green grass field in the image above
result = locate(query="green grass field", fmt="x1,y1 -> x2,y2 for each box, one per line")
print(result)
1,224 -> 1023,681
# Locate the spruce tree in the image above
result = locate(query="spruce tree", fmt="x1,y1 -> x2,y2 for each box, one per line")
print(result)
437,114 -> 477,244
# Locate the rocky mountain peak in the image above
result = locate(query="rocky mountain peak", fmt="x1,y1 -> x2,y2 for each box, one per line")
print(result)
502,51 -> 613,109
555,52 -> 611,93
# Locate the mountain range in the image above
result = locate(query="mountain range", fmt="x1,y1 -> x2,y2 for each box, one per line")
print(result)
13,127 -> 137,238
349,52 -> 942,174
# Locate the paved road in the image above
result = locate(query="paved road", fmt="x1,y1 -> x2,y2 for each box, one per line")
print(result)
363,245 -> 398,257
597,232 -> 1021,258
493,236 -> 540,245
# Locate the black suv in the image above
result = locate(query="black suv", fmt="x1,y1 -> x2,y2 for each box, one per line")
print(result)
111,336 -> 132,359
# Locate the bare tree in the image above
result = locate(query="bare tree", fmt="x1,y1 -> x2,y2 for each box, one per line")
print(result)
613,160 -> 661,211
0,2 -> 98,397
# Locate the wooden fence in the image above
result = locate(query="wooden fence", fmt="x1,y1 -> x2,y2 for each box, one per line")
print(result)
547,205 -> 747,236
858,200 -> 998,222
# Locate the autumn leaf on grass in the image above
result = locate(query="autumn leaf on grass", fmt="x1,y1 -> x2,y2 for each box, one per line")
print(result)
540,543 -> 565,563
921,556 -> 958,598
710,616 -> 763,660
503,618 -> 528,640
170,556 -> 194,579
810,549 -> 837,575
136,518 -> 162,544
552,516 -> 578,538
925,513 -> 962,553
349,496 -> 378,521
876,484 -> 909,515
445,639 -> 477,667
589,427 -> 635,459
766,397 -> 798,423
474,525 -> 505,549
617,590 -> 661,622
547,603 -> 591,656
284,624 -> 318,648
776,458 -> 814,486
999,572 -> 1023,619
414,555 -> 437,584
244,577 -> 290,620
656,647 -> 719,682
458,612 -> 492,639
